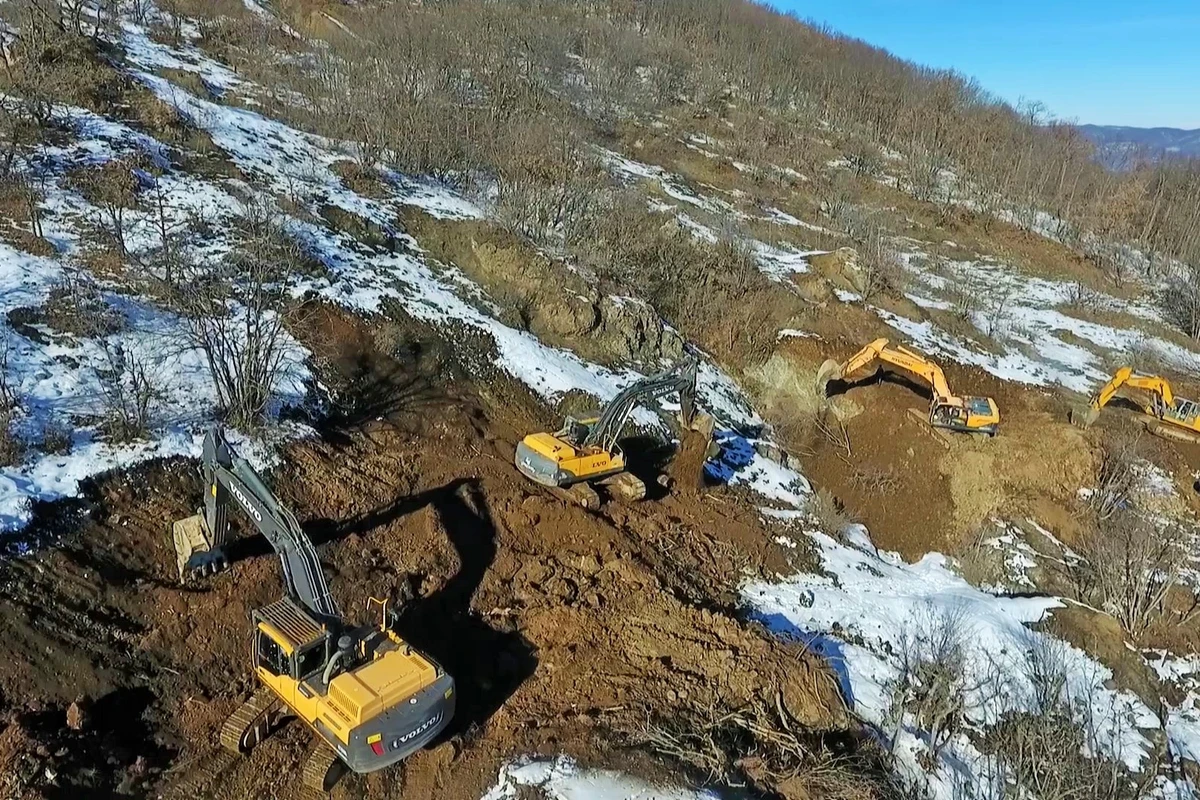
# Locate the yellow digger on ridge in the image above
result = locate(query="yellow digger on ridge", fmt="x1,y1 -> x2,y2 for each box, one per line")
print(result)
1073,366 -> 1200,443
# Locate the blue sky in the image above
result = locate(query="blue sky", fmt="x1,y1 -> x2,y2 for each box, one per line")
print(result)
769,1 -> 1200,129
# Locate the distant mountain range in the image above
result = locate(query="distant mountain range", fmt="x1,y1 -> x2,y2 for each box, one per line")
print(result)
1077,125 -> 1200,169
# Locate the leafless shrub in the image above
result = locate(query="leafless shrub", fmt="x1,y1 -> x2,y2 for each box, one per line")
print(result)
0,171 -> 45,239
95,341 -> 162,442
945,277 -> 981,322
981,638 -> 1135,800
0,332 -> 24,466
884,608 -> 971,766
820,173 -> 859,226
808,486 -> 853,538
43,270 -> 125,338
68,159 -> 144,257
493,125 -> 608,250
905,144 -> 950,204
1064,281 -> 1104,313
980,281 -> 1019,339
125,0 -> 155,25
37,417 -> 72,455
636,702 -> 893,799
856,226 -> 908,299
845,136 -> 883,178
0,331 -> 20,415
0,410 -> 25,467
1158,267 -> 1200,341
169,203 -> 302,429
1073,511 -> 1188,637
1085,431 -> 1142,521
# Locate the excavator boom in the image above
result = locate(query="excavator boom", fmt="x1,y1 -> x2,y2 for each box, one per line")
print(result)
174,427 -> 338,620
817,338 -> 1000,435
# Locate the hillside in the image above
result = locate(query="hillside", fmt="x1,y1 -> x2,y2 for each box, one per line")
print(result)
1079,124 -> 1200,169
0,2 -> 1198,800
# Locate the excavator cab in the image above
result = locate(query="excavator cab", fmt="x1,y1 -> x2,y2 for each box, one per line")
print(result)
931,396 -> 999,435
1166,398 -> 1200,424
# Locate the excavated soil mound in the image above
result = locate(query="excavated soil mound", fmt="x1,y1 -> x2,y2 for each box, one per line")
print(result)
777,332 -> 1092,559
0,307 -> 851,800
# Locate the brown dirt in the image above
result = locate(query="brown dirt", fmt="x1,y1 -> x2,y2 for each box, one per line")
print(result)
400,209 -> 683,368
668,428 -> 709,492
1042,604 -> 1164,714
0,306 -> 853,800
765,330 -> 1092,560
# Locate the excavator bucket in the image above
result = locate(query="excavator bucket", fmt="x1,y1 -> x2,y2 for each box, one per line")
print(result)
815,359 -> 843,397
172,514 -> 227,582
1069,404 -> 1099,429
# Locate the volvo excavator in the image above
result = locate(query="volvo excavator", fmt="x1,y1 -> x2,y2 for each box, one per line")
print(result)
817,338 -> 1000,436
514,356 -> 715,508
171,427 -> 454,792
1073,366 -> 1200,443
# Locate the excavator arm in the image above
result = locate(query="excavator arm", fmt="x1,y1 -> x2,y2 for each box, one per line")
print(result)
173,427 -> 339,624
1088,367 -> 1133,412
582,356 -> 699,453
820,338 -> 955,405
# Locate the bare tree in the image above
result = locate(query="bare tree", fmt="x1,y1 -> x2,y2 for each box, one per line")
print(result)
884,607 -> 972,766
171,203 -> 303,430
94,340 -> 162,442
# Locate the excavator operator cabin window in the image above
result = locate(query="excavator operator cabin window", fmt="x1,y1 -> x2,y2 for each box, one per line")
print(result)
257,630 -> 288,676
295,644 -> 325,680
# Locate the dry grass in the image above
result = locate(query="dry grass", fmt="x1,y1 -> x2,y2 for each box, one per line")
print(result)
331,161 -> 389,199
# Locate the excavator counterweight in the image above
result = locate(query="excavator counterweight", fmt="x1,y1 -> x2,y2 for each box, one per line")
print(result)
515,355 -> 716,505
171,427 -> 454,791
818,338 -> 1000,436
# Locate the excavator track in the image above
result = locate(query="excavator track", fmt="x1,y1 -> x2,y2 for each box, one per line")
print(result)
1146,419 -> 1200,444
552,482 -> 601,510
301,744 -> 346,794
220,687 -> 285,754
599,471 -> 646,502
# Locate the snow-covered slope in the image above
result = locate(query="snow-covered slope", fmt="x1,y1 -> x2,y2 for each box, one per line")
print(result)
484,758 -> 725,800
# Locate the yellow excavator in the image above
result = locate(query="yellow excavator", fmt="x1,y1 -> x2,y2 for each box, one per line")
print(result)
817,338 -> 1000,435
1073,366 -> 1200,442
171,427 -> 454,792
514,356 -> 715,508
